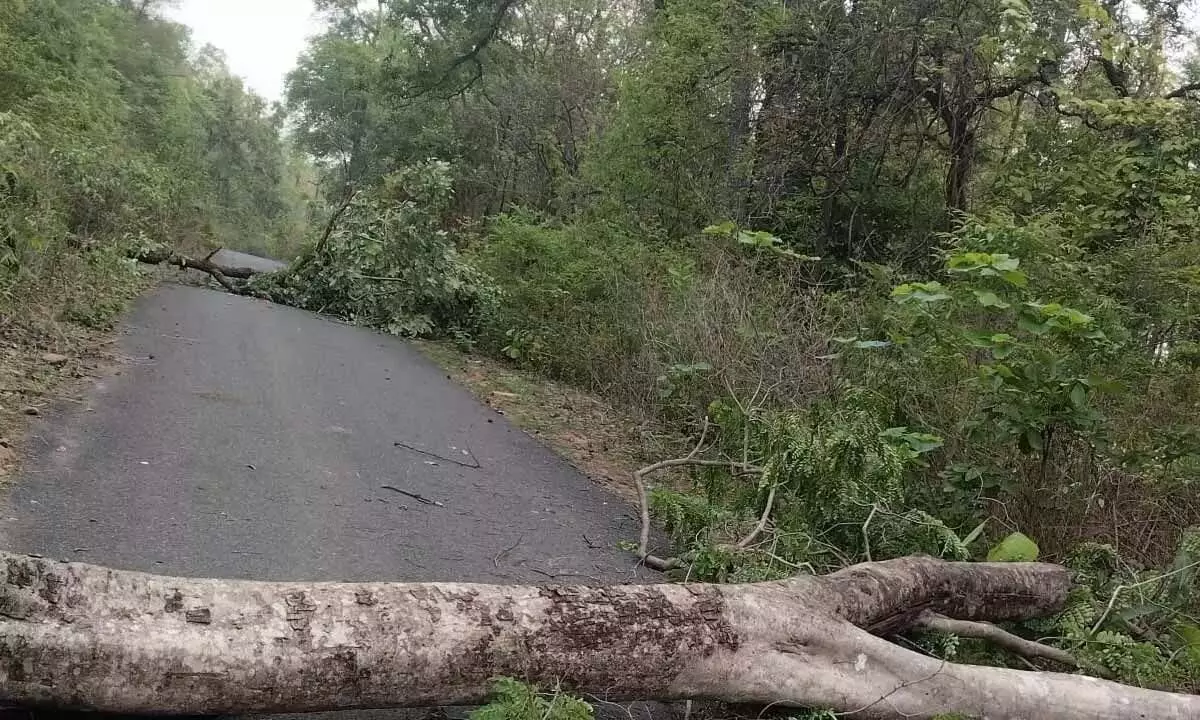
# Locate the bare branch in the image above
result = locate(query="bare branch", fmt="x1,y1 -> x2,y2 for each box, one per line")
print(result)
631,416 -> 761,570
734,482 -> 777,549
917,611 -> 1091,672
1165,81 -> 1200,100
133,249 -> 258,293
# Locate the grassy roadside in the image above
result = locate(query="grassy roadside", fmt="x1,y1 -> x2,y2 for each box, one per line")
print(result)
415,340 -> 688,505
0,254 -> 163,480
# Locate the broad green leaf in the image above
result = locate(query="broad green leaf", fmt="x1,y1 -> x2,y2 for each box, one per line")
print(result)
1018,314 -> 1050,335
1018,427 -> 1044,453
1000,269 -> 1029,287
987,532 -> 1039,562
702,221 -> 737,236
974,290 -> 1010,308
1177,624 -> 1200,664
947,252 -> 992,271
990,254 -> 1020,271
962,520 -> 988,547
892,282 -> 951,304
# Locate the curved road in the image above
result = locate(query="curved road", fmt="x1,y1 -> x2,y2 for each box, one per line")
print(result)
0,256 -> 652,586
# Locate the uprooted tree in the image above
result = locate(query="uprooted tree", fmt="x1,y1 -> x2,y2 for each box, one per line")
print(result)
2,552 -> 1198,719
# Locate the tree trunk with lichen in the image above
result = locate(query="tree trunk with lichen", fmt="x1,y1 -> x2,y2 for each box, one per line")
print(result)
1,552 -> 1197,719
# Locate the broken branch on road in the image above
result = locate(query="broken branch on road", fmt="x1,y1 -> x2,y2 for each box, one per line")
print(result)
132,248 -> 261,293
631,417 -> 763,571
393,439 -> 482,468
380,485 -> 444,507
2,551 -> 1197,719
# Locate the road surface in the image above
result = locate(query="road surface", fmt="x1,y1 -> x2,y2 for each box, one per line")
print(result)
212,248 -> 288,274
1,275 -> 653,586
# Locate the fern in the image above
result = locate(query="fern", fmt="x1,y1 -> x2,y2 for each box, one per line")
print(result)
648,488 -> 722,546
872,509 -> 971,560
1066,542 -> 1119,591
470,678 -> 592,720
758,408 -> 906,555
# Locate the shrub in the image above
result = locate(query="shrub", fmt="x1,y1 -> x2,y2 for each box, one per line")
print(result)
468,213 -> 658,386
255,161 -> 497,338
470,678 -> 592,720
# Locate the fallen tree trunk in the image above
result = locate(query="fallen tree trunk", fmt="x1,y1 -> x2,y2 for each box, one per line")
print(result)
1,552 -> 1197,719
133,248 -> 262,292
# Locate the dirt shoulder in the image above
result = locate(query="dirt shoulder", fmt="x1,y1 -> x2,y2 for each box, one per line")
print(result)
0,260 -> 172,480
415,341 -> 686,505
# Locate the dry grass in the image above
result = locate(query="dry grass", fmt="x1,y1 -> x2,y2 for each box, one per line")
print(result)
634,255 -> 843,411
1005,436 -> 1200,567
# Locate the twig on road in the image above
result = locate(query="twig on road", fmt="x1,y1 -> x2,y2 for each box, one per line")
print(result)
393,440 -> 482,469
494,534 -> 524,568
380,485 -> 445,507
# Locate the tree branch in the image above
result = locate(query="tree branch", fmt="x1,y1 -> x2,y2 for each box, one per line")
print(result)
132,249 -> 259,292
631,418 -> 764,570
421,0 -> 520,94
1165,81 -> 1200,100
293,189 -> 358,273
1094,56 -> 1130,98
917,611 -> 1092,672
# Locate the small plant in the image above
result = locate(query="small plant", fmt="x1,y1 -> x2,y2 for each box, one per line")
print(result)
470,678 -> 593,720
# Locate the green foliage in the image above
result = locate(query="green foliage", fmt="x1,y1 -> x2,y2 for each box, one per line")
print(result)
255,162 -> 495,338
987,532 -> 1039,562
470,678 -> 593,720
467,214 -> 669,385
1037,528 -> 1200,690
650,401 -> 974,580
0,0 -> 310,308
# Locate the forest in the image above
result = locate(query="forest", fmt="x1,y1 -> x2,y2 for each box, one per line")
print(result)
4,0 -> 1200,717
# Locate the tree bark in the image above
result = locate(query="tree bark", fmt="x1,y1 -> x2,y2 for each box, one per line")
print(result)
2,553 -> 1197,718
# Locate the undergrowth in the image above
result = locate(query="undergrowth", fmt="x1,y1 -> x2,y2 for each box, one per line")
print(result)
453,211 -> 1200,693
252,162 -> 495,339
471,678 -> 593,720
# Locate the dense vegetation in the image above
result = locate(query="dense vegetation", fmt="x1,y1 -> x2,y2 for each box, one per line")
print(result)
8,0 -> 1200,707
0,0 -> 310,326
276,0 -> 1200,695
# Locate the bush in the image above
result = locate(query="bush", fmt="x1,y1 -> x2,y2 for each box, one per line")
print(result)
468,213 -> 658,386
470,678 -> 592,720
470,215 -> 845,422
255,161 -> 497,338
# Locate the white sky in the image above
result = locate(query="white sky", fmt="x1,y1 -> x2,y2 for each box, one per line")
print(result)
165,0 -> 323,103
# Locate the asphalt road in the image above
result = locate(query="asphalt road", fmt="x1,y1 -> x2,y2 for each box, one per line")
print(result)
0,280 -> 652,586
212,248 -> 288,274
